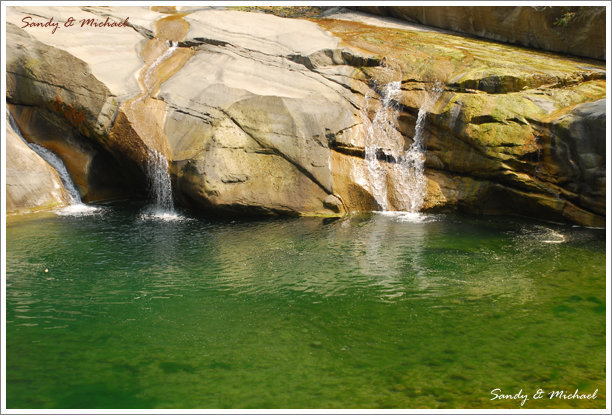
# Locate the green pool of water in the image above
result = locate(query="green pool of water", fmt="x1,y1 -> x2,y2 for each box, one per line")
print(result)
5,204 -> 606,409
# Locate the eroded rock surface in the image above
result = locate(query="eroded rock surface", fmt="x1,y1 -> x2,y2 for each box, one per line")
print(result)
315,17 -> 605,226
161,10 -> 362,215
353,6 -> 606,61
6,16 -> 143,202
6,115 -> 68,214
5,6 -> 606,225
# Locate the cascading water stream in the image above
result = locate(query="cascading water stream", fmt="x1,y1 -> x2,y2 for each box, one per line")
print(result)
362,66 -> 441,215
363,78 -> 403,211
8,113 -> 99,215
394,84 -> 442,213
134,40 -> 180,219
143,41 -> 178,94
146,148 -> 174,213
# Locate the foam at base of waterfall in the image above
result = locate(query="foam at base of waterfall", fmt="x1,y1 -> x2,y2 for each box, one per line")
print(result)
138,209 -> 187,222
55,204 -> 102,216
536,226 -> 566,244
375,211 -> 439,223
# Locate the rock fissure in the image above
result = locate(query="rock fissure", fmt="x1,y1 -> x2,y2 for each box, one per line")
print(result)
425,163 -> 597,212
165,104 -> 216,124
220,109 -> 333,195
7,71 -> 112,101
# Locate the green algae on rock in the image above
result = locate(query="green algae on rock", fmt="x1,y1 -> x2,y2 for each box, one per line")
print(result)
315,16 -> 605,226
4,6 -> 606,225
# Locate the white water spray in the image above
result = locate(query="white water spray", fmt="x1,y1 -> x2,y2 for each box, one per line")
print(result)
146,148 -> 175,213
363,80 -> 404,211
362,68 -> 441,213
395,84 -> 442,213
137,41 -> 180,219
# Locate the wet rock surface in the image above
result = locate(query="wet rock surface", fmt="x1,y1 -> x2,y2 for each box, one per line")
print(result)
6,115 -> 69,214
5,6 -> 606,225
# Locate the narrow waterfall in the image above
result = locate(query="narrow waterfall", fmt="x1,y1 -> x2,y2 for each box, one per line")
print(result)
8,113 -> 86,208
394,85 -> 442,213
364,80 -> 403,211
137,40 -> 179,218
362,74 -> 441,213
146,148 -> 175,213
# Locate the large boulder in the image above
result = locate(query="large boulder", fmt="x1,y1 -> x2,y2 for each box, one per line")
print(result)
6,6 -> 357,216
5,8 -> 149,202
160,10 -> 361,216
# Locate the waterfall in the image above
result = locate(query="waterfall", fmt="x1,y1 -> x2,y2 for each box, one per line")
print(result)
394,85 -> 442,213
145,148 -> 175,213
363,80 -> 403,211
135,40 -> 180,220
8,113 -> 99,215
362,72 -> 441,213
26,142 -> 81,204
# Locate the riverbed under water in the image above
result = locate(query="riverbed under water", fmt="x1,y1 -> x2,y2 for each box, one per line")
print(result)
5,202 -> 606,409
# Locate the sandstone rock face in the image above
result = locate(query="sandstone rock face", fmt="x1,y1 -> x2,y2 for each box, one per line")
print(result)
354,6 -> 606,61
161,10 -> 361,216
5,6 -> 606,225
6,6 -> 358,217
6,13 -> 146,202
6,115 -> 68,214
315,16 -> 606,226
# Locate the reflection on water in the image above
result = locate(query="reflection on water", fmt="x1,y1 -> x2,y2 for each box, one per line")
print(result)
5,204 -> 606,409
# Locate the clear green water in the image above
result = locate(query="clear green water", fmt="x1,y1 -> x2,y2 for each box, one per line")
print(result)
5,203 -> 606,409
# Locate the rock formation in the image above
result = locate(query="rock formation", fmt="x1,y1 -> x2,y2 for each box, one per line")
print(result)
6,16 -> 143,205
352,6 -> 606,61
5,6 -> 606,226
6,115 -> 68,214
